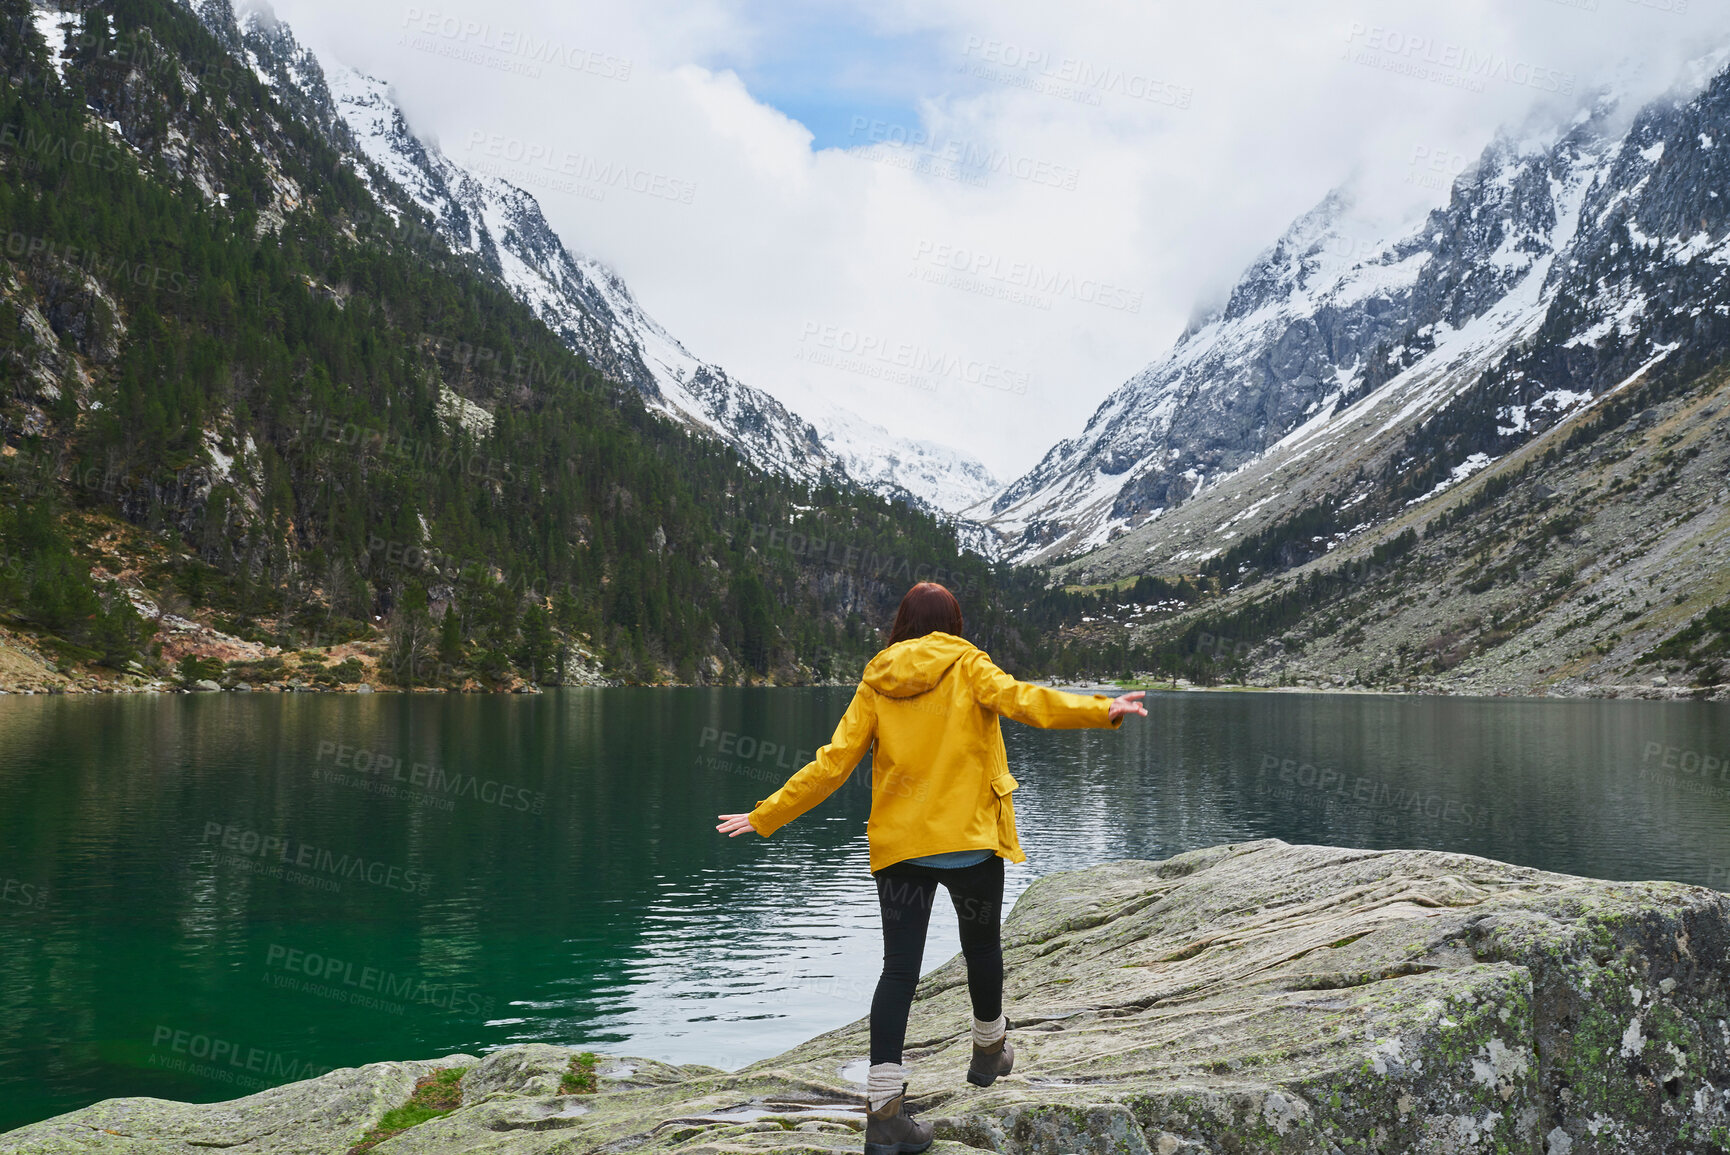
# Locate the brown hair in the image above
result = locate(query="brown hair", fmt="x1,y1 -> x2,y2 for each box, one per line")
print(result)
887,582 -> 964,645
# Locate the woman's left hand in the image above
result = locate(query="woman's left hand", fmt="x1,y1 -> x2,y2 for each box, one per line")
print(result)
716,813 -> 759,837
1108,691 -> 1147,722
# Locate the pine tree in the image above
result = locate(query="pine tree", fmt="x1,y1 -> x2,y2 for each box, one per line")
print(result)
516,603 -> 555,684
438,604 -> 464,667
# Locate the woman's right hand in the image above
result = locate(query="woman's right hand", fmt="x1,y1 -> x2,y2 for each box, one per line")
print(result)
1108,691 -> 1147,722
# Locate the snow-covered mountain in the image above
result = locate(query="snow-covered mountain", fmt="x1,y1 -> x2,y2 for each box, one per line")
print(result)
984,66 -> 1730,571
321,64 -> 836,475
191,0 -> 998,530
811,407 -> 1003,551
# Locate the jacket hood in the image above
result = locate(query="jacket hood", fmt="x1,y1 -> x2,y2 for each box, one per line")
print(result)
862,632 -> 975,698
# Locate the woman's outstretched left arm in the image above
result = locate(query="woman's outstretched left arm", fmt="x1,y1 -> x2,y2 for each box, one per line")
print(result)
967,651 -> 1144,730
716,685 -> 877,839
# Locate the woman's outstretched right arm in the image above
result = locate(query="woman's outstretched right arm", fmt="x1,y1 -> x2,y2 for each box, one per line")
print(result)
737,685 -> 878,837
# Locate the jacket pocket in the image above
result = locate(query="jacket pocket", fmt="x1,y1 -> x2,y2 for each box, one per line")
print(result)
989,772 -> 1019,798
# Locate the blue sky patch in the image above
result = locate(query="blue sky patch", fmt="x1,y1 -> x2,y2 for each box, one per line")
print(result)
707,2 -> 957,151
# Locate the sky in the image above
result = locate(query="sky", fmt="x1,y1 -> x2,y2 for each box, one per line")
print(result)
266,0 -> 1730,482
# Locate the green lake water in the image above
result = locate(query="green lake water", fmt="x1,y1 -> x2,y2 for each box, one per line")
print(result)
2,688 -> 1728,1130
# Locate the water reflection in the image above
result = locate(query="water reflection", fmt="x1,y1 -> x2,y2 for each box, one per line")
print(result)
0,689 -> 1726,1129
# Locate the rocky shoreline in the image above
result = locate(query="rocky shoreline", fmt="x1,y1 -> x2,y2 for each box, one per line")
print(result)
4,605 -> 1720,701
6,839 -> 1728,1154
1047,678 -> 1730,702
2,662 -> 1718,700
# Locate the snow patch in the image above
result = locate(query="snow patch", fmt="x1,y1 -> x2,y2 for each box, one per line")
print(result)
30,5 -> 71,80
1405,453 -> 1493,507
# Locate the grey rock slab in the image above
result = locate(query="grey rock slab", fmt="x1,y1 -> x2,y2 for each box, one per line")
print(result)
7,841 -> 1729,1153
0,1054 -> 478,1154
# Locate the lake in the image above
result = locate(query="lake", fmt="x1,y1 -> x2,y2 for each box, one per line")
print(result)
2,687 -> 1727,1130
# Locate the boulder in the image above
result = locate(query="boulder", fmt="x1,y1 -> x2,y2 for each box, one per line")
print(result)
5,840 -> 1728,1153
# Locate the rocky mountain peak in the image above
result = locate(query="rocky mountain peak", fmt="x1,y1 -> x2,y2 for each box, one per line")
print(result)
978,62 -> 1730,567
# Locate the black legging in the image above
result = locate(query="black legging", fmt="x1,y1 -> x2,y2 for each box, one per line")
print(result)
869,854 -> 1004,1065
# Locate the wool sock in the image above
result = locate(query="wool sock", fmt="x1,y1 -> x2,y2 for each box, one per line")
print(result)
867,1062 -> 905,1112
972,1014 -> 1006,1048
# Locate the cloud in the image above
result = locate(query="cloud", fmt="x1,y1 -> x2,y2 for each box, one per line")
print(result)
269,0 -> 1730,480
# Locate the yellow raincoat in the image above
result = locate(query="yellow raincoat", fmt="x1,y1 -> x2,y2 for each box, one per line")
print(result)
748,632 -> 1120,872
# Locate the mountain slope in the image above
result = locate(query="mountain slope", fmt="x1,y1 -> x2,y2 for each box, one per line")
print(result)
983,95 -> 1629,565
0,0 -> 1012,690
1014,64 -> 1730,695
209,10 -> 999,523
1060,354 -> 1730,698
1040,67 -> 1730,585
321,61 -> 842,485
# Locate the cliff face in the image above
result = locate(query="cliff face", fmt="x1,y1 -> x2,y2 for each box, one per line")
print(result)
6,840 -> 1728,1153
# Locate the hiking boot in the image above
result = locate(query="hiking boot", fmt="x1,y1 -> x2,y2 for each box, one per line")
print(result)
966,1034 -> 1014,1088
864,1083 -> 933,1155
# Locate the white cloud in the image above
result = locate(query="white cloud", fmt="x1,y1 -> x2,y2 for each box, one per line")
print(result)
269,0 -> 1730,480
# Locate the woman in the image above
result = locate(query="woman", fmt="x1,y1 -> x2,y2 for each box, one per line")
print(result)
717,582 -> 1145,1155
